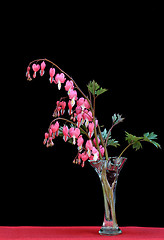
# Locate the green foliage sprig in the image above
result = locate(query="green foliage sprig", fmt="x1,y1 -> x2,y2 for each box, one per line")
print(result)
87,80 -> 108,97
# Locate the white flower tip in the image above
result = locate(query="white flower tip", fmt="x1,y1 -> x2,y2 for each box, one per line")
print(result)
58,81 -> 61,90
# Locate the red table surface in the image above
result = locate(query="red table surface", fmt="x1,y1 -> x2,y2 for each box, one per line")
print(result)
0,226 -> 163,240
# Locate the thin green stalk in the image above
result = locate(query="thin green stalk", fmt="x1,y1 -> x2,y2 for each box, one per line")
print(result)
91,82 -> 103,159
118,142 -> 133,159
92,97 -> 102,159
105,124 -> 115,148
97,124 -> 109,160
101,169 -> 118,227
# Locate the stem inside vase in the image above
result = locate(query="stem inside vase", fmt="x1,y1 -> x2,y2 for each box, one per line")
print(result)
90,157 -> 127,236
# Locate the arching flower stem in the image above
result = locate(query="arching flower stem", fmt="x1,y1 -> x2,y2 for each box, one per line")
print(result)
29,58 -> 91,108
48,117 -> 88,138
29,58 -> 108,159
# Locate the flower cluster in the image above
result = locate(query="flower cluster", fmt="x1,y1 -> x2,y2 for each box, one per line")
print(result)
43,94 -> 105,167
27,58 -> 161,169
26,60 -> 105,167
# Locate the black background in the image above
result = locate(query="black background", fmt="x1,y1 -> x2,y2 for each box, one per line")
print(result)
2,3 -> 163,227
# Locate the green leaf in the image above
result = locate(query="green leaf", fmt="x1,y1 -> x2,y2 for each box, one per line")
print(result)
96,87 -> 108,96
101,128 -> 108,140
143,132 -> 161,148
107,136 -> 120,148
125,131 -> 143,151
87,80 -> 108,96
94,81 -> 100,91
132,141 -> 143,151
67,138 -> 74,144
125,131 -> 143,144
58,126 -> 63,137
112,113 -> 124,125
143,132 -> 157,140
87,81 -> 95,95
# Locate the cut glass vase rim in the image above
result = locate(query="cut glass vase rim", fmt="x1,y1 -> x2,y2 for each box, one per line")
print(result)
89,156 -> 127,174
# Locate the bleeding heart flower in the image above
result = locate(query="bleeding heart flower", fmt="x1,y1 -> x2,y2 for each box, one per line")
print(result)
80,152 -> 89,167
50,121 -> 59,138
68,100 -> 73,115
60,101 -> 66,115
49,68 -> 55,83
69,89 -> 77,107
63,125 -> 69,142
26,66 -> 32,81
95,119 -> 98,127
77,135 -> 84,151
77,113 -> 83,128
76,106 -> 82,115
88,122 -> 94,138
93,137 -> 100,147
54,73 -> 66,90
43,132 -> 49,145
69,127 -> 80,145
48,137 -> 54,147
40,61 -> 46,76
32,64 -> 40,78
92,147 -> 99,161
77,97 -> 90,111
85,140 -> 93,157
54,101 -> 62,117
65,80 -> 74,94
82,110 -> 93,127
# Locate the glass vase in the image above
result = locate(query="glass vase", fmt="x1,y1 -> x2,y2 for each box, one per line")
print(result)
89,157 -> 127,236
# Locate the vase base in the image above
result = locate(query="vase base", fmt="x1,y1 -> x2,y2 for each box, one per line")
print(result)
99,226 -> 122,236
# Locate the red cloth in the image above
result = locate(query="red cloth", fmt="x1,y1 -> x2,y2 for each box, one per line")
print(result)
0,226 -> 163,240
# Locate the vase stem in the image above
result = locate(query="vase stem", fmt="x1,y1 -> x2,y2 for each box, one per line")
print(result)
99,168 -> 121,235
90,157 -> 127,235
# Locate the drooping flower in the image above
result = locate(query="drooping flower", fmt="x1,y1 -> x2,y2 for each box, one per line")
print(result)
53,101 -> 66,117
47,137 -> 54,147
73,153 -> 81,165
65,80 -> 74,94
80,152 -> 89,167
75,106 -> 82,115
77,113 -> 83,128
50,121 -> 59,138
69,127 -> 80,145
92,147 -> 99,161
95,119 -> 98,128
60,101 -> 66,115
49,68 -> 55,83
77,97 -> 90,112
68,100 -> 73,115
83,110 -> 93,127
49,128 -> 52,137
55,101 -> 61,117
43,132 -> 54,147
69,89 -> 77,107
63,125 -> 69,142
40,61 -> 46,76
99,145 -> 105,157
54,122 -> 60,136
85,140 -> 93,157
43,132 -> 49,145
93,137 -> 100,147
26,66 -> 32,81
32,64 -> 40,78
77,135 -> 84,151
88,122 -> 94,138
54,73 -> 66,90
